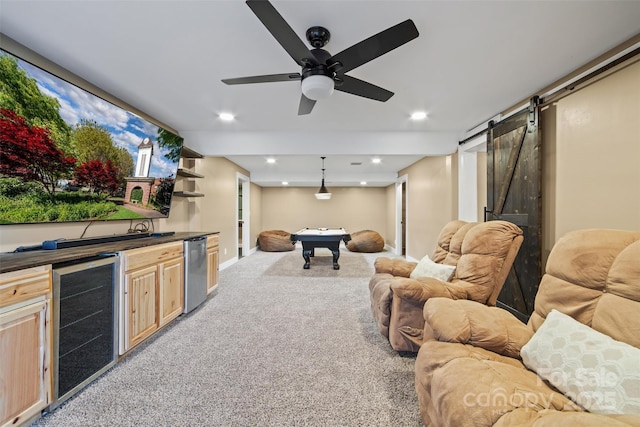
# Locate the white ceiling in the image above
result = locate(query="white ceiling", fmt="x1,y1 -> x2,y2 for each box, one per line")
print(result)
2,0 -> 640,186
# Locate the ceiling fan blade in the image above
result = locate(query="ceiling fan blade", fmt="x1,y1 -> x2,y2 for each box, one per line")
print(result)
335,75 -> 393,102
246,0 -> 319,66
329,19 -> 419,74
222,73 -> 301,85
298,94 -> 316,115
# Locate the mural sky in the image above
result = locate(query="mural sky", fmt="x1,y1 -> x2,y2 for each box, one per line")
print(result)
12,53 -> 178,179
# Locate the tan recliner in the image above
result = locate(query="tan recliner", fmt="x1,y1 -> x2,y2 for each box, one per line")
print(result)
369,220 -> 523,353
415,229 -> 640,426
369,220 -> 471,347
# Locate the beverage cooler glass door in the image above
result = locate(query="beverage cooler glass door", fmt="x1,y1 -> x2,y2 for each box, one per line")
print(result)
51,255 -> 119,409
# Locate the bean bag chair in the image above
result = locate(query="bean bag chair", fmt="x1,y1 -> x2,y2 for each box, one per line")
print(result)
346,230 -> 384,253
258,230 -> 295,252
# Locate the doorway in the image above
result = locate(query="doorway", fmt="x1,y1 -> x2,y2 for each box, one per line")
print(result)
401,181 -> 407,256
395,175 -> 408,256
236,173 -> 250,259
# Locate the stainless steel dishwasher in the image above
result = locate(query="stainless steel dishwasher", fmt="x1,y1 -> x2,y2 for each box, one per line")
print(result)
183,236 -> 208,313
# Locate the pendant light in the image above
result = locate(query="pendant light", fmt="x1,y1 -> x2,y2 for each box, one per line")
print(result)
315,156 -> 332,200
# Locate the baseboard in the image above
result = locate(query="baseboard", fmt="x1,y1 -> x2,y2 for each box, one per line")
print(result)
220,246 -> 259,271
219,257 -> 238,271
383,244 -> 418,261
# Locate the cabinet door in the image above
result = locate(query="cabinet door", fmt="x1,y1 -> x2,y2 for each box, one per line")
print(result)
126,265 -> 158,349
159,257 -> 183,326
206,248 -> 219,294
0,300 -> 50,426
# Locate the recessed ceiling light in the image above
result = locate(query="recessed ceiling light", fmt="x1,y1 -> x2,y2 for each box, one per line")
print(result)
282,181 -> 288,185
411,111 -> 427,121
360,181 -> 367,185
372,158 -> 381,164
219,112 -> 235,121
266,158 -> 276,164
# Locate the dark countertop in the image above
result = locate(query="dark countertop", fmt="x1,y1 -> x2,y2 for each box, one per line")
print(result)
0,231 -> 219,273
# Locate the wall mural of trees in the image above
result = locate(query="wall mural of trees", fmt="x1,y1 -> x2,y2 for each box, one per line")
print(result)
0,50 -> 184,224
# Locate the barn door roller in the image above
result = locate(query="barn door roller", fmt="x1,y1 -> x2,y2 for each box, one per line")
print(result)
528,95 -> 540,128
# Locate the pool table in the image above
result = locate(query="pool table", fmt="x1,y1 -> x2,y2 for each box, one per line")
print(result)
290,228 -> 351,269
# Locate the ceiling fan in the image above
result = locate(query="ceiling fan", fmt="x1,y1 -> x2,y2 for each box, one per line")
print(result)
222,0 -> 419,115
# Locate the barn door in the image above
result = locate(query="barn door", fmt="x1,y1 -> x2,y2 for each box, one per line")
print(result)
486,98 -> 542,321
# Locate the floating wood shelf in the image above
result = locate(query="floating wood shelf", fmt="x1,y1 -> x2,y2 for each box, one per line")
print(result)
180,146 -> 203,159
173,191 -> 204,198
176,168 -> 204,178
177,146 -> 204,197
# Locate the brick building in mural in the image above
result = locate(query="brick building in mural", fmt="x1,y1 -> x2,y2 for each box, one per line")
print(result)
124,138 -> 159,206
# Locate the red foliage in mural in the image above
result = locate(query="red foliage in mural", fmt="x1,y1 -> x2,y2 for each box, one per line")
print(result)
75,159 -> 120,195
0,108 -> 76,197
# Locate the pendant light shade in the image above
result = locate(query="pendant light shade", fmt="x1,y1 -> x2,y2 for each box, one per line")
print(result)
315,157 -> 332,200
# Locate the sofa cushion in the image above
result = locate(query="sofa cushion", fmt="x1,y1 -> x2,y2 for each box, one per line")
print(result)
521,309 -> 640,415
409,255 -> 456,282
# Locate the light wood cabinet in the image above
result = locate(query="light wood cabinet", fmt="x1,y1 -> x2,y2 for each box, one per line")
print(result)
0,266 -> 52,427
207,234 -> 219,294
126,265 -> 158,349
159,257 -> 184,326
120,242 -> 184,354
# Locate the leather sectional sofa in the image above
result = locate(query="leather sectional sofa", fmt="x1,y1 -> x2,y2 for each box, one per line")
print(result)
415,228 -> 640,426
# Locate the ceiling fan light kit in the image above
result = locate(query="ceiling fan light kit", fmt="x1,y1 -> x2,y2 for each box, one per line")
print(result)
301,74 -> 334,100
222,0 -> 419,115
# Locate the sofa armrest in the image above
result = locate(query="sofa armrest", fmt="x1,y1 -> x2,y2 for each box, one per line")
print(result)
423,298 -> 533,359
373,257 -> 417,277
384,278 -> 468,352
390,277 -> 468,302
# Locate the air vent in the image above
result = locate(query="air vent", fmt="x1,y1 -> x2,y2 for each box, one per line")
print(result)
350,162 -> 362,166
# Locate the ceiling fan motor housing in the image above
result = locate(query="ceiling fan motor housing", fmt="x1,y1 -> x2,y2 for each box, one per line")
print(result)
302,49 -> 333,75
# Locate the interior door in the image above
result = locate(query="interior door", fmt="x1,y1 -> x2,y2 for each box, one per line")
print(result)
401,181 -> 407,256
487,101 -> 542,321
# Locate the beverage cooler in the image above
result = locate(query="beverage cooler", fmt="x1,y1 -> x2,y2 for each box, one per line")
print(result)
50,255 -> 119,410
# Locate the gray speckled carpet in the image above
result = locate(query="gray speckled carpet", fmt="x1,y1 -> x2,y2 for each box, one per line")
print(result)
33,247 -> 420,426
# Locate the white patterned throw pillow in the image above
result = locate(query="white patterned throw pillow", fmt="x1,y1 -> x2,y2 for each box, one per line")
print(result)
521,309 -> 640,415
409,255 -> 456,282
